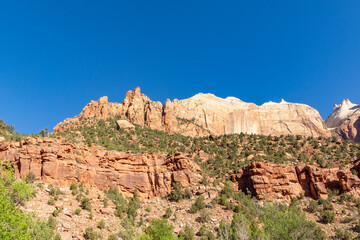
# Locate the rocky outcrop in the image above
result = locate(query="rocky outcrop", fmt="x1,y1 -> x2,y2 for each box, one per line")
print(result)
325,99 -> 360,142
231,162 -> 303,201
0,137 -> 202,200
116,120 -> 135,131
231,162 -> 360,201
54,87 -> 330,138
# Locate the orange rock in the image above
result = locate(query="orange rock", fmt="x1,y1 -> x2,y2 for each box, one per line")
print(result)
232,162 -> 360,201
0,137 -> 201,200
53,87 -> 330,138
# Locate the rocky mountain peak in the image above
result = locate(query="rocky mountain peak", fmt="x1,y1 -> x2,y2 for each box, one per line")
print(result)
325,99 -> 360,142
98,96 -> 109,104
54,88 -> 331,138
325,99 -> 359,128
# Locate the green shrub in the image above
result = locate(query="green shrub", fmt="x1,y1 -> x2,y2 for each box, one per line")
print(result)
234,205 -> 241,213
145,206 -> 152,212
335,227 -> 353,240
74,208 -> 82,215
262,203 -> 326,239
142,219 -> 180,240
308,200 -> 319,213
184,188 -> 192,199
81,197 -> 91,211
170,182 -> 183,202
84,227 -> 100,240
48,197 -> 56,205
320,210 -> 335,224
198,225 -> 208,236
47,215 -> 57,229
52,209 -> 60,217
198,209 -> 211,223
179,224 -> 195,240
25,171 -> 36,184
98,219 -> 106,229
194,196 -> 206,210
108,234 -> 118,240
164,207 -> 172,219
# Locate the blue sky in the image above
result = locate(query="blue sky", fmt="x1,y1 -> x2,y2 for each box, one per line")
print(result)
1,1 -> 360,133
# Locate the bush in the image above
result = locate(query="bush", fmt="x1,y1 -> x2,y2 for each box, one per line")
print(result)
320,210 -> 335,224
164,207 -> 172,219
108,234 -> 118,240
70,183 -> 77,190
52,209 -> 60,217
262,203 -> 326,239
142,219 -> 180,240
308,200 -> 319,213
145,206 -> 152,212
179,224 -> 195,240
48,197 -> 56,206
170,182 -> 183,202
74,208 -> 82,215
335,227 -> 352,240
198,209 -> 211,223
234,205 -> 241,213
190,204 -> 199,213
81,197 -> 91,211
184,188 -> 192,199
47,215 -> 57,229
84,227 -> 100,240
194,196 -> 206,210
25,171 -> 36,184
197,225 -> 208,236
98,219 -> 106,229
104,197 -> 109,208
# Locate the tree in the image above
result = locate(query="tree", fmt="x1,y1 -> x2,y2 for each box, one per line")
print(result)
141,219 -> 180,240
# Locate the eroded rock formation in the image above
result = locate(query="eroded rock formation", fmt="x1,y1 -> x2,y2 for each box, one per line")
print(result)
231,162 -> 360,201
54,87 -> 330,138
325,99 -> 360,142
0,137 -> 201,200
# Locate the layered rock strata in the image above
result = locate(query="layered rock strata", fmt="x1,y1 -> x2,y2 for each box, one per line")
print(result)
54,87 -> 330,138
0,137 -> 201,200
231,162 -> 360,201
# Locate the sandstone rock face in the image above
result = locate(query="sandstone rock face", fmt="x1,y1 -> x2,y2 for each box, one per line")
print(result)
231,162 -> 303,201
0,137 -> 201,200
325,99 -> 360,142
54,87 -> 330,138
231,162 -> 360,201
116,120 -> 135,131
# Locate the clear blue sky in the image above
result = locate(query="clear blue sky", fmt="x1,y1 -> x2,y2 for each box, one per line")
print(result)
1,1 -> 360,134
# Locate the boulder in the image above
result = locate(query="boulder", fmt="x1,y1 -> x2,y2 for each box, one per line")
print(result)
116,120 -> 135,131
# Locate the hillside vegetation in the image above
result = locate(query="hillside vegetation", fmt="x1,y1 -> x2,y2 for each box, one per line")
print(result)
55,116 -> 360,180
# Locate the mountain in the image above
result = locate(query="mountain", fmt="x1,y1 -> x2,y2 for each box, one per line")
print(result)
54,87 -> 330,138
325,99 -> 360,142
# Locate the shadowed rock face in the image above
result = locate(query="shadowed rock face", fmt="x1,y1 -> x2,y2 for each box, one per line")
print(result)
231,162 -> 360,201
54,87 -> 330,138
0,137 -> 201,200
325,99 -> 360,142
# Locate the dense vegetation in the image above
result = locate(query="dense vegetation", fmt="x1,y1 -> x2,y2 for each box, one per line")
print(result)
0,162 -> 55,239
